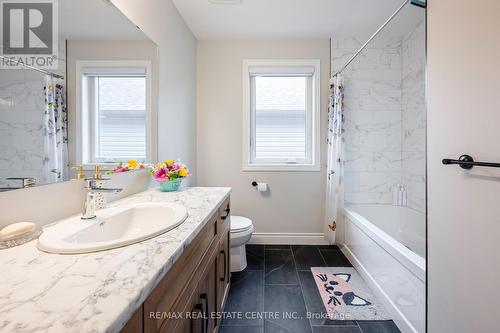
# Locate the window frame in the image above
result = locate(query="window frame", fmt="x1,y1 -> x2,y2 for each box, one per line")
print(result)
75,60 -> 155,166
242,59 -> 321,172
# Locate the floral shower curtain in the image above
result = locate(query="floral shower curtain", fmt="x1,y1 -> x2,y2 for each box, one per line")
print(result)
42,76 -> 68,183
324,74 -> 345,244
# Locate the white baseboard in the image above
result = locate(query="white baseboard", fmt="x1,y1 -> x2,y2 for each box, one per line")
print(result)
340,244 -> 417,333
248,232 -> 328,245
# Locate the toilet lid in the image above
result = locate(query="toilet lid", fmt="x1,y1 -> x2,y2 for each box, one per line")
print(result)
231,216 -> 253,232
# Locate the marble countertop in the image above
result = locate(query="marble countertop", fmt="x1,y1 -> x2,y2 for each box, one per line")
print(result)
0,187 -> 231,333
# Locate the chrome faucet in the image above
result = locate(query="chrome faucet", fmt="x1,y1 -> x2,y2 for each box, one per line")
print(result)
81,179 -> 123,220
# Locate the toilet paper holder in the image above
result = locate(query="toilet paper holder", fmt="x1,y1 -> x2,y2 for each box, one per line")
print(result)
251,181 -> 268,192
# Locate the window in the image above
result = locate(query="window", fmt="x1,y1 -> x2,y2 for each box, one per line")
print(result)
243,60 -> 320,171
93,76 -> 146,162
77,61 -> 153,165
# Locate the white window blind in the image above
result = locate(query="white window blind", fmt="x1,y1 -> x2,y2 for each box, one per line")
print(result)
95,76 -> 146,161
250,74 -> 313,165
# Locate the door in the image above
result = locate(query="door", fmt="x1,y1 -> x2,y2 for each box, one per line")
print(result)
427,0 -> 500,332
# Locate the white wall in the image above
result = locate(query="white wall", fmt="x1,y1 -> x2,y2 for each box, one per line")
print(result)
427,0 -> 500,332
111,0 -> 198,184
196,39 -> 329,240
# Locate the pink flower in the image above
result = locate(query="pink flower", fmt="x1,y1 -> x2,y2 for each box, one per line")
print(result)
154,168 -> 169,182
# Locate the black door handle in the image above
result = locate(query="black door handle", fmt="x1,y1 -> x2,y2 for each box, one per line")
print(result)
442,154 -> 500,170
200,293 -> 209,333
191,303 -> 203,333
220,250 -> 227,282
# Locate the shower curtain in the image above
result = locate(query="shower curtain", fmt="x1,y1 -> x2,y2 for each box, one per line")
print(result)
324,74 -> 345,244
42,76 -> 68,183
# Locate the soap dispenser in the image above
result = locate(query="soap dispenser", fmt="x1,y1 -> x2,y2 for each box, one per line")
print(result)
401,184 -> 408,207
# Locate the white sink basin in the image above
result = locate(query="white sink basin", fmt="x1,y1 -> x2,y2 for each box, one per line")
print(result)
37,202 -> 188,254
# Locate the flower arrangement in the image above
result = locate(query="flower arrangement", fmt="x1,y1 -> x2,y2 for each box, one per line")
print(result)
149,160 -> 190,192
106,160 -> 147,174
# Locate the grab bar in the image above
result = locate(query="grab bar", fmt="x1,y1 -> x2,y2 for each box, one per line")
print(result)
442,154 -> 500,170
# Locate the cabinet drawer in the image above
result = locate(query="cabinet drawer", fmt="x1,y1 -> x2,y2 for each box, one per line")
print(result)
144,214 -> 218,333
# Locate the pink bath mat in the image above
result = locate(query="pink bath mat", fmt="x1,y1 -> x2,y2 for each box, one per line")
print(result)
311,267 -> 390,320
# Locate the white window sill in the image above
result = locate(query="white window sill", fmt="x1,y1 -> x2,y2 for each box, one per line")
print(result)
242,164 -> 321,172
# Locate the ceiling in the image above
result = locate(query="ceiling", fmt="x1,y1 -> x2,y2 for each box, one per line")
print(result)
172,0 -> 425,40
59,0 -> 148,40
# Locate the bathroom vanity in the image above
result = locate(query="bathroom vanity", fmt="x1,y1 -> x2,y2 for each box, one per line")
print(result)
123,191 -> 232,333
0,187 -> 231,333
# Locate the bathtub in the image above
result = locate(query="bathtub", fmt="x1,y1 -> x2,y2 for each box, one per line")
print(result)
342,205 -> 425,333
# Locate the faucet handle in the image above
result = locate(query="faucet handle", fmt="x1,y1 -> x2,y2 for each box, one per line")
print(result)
84,177 -> 111,189
93,165 -> 102,179
71,165 -> 85,180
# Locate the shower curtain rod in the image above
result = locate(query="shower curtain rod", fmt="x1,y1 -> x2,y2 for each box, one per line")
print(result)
0,55 -> 65,80
332,0 -> 411,77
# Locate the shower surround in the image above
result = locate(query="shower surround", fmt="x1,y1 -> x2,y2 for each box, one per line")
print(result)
331,21 -> 426,213
0,71 -> 46,188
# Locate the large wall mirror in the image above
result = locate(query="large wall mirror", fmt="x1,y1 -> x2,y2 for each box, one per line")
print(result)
0,0 -> 158,191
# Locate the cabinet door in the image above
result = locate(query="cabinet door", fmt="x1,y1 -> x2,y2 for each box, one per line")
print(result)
170,287 -> 204,333
217,230 -> 231,314
198,258 -> 217,333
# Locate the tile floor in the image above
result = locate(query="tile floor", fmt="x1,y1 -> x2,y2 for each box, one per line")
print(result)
220,245 -> 401,333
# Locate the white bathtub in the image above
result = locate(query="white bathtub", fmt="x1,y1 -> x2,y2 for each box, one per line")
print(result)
342,204 -> 425,333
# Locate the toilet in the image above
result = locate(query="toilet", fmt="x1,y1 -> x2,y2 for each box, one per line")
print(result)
230,216 -> 254,272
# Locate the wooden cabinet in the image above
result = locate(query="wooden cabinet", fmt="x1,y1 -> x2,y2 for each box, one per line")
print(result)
217,197 -> 231,317
124,197 -> 231,333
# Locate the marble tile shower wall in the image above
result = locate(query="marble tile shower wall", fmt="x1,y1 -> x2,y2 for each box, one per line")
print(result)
0,71 -> 46,188
402,21 -> 426,213
331,25 -> 426,210
331,37 -> 404,205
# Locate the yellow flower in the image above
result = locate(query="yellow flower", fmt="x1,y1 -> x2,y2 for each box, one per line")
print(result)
127,160 -> 139,169
156,162 -> 163,169
165,160 -> 174,166
179,168 -> 189,177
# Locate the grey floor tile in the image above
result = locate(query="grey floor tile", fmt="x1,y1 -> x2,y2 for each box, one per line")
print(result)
292,245 -> 327,270
264,285 -> 311,333
312,326 -> 362,333
264,249 -> 298,285
264,319 -> 312,333
246,245 -> 265,270
316,245 -> 341,250
219,326 -> 264,333
265,245 -> 291,250
357,321 -> 401,333
222,270 -> 264,326
319,249 -> 352,267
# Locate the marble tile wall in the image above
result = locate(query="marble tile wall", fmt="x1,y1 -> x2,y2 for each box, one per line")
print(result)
0,70 -> 46,188
402,21 -> 426,213
331,25 -> 426,211
331,37 -> 403,205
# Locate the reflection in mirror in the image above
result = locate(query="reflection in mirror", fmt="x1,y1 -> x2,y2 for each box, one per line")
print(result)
0,0 -> 158,191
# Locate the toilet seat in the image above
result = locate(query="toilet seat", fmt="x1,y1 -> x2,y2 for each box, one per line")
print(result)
231,216 -> 253,233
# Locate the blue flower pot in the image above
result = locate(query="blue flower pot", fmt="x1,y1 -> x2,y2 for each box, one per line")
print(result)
158,178 -> 183,192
